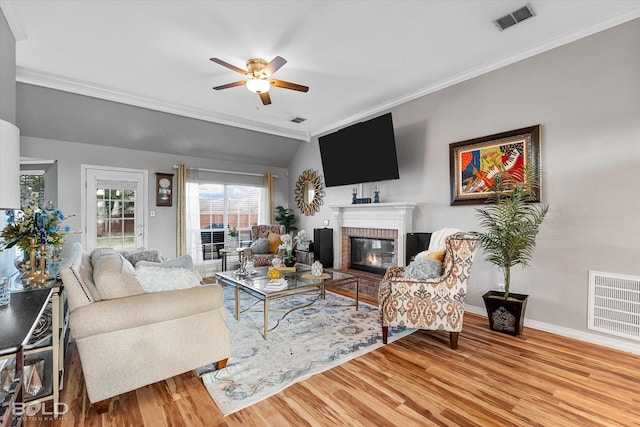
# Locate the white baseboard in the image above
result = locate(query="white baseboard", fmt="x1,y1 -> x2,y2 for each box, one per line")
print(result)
465,304 -> 639,355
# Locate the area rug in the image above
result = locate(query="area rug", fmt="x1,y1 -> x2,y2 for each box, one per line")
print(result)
199,285 -> 414,416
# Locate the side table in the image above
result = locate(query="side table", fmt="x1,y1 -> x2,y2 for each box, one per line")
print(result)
219,248 -> 247,272
295,249 -> 314,265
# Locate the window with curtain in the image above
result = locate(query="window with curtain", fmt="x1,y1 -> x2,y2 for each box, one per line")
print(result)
185,169 -> 267,269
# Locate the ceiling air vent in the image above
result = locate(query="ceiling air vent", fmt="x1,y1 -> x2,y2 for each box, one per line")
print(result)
291,117 -> 306,124
495,3 -> 536,31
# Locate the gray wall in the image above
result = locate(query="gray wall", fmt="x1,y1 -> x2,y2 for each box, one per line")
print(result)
0,8 -> 17,277
0,8 -> 15,124
289,19 -> 640,351
20,136 -> 290,258
16,84 -> 302,169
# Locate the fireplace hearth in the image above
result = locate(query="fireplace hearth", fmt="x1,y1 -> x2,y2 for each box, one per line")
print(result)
350,237 -> 395,275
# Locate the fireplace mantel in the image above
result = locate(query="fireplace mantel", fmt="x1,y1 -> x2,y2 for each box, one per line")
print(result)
330,202 -> 416,269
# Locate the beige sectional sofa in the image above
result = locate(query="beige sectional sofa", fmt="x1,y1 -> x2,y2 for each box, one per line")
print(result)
60,242 -> 230,412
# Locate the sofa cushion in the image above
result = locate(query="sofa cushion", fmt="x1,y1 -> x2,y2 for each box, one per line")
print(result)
402,257 -> 443,280
249,237 -> 269,254
134,265 -> 201,293
267,232 -> 282,254
70,285 -> 225,339
91,249 -> 144,300
90,247 -> 119,259
118,248 -> 163,266
136,255 -> 194,270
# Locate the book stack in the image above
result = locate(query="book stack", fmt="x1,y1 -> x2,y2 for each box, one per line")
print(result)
265,279 -> 288,291
268,266 -> 296,274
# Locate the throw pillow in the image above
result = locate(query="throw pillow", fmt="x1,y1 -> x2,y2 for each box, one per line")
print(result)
134,265 -> 202,293
414,249 -> 445,263
119,248 -> 163,266
402,258 -> 443,280
249,237 -> 270,254
92,252 -> 145,300
136,255 -> 194,270
427,250 -> 446,262
267,232 -> 282,254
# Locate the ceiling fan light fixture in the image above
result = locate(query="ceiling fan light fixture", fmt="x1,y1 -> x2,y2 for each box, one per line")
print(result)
212,56 -> 307,105
246,78 -> 270,93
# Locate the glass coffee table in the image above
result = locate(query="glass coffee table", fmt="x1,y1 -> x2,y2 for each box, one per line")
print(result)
215,266 -> 358,338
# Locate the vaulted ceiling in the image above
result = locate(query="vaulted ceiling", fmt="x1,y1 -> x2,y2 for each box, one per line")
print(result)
3,1 -> 639,165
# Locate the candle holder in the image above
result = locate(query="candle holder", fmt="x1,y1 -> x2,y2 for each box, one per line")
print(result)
374,190 -> 380,203
34,244 -> 52,285
22,237 -> 39,280
351,187 -> 372,204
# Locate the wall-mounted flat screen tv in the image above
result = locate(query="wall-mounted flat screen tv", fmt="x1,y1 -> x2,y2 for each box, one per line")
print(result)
319,113 -> 400,187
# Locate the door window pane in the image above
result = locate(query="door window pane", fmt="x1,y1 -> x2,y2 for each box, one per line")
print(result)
96,185 -> 138,250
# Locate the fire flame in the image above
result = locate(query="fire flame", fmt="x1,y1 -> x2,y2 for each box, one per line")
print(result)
366,253 -> 380,266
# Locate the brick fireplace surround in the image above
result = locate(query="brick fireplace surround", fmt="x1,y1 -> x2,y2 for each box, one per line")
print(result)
329,203 -> 416,303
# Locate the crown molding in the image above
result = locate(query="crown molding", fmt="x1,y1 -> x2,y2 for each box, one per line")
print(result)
16,66 -> 311,142
311,6 -> 640,138
11,5 -> 639,142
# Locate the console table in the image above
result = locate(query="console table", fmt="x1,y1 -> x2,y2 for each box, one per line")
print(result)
0,277 -> 69,422
0,288 -> 52,427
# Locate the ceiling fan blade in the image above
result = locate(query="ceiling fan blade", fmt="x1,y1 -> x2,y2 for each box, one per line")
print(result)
261,56 -> 287,77
213,81 -> 246,90
271,79 -> 309,93
210,58 -> 247,75
259,92 -> 272,105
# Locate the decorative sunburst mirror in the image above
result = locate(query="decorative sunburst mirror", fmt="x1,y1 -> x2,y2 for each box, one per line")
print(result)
294,169 -> 325,216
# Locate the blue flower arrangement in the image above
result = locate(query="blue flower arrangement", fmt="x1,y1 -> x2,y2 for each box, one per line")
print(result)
1,193 -> 74,253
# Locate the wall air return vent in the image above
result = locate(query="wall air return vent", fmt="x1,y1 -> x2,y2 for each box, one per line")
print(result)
588,271 -> 640,341
495,3 -> 536,31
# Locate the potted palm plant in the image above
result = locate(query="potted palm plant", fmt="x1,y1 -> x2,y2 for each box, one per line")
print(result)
475,167 -> 549,336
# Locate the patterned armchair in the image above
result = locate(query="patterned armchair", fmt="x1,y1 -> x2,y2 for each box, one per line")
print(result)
247,224 -> 286,267
378,232 -> 479,349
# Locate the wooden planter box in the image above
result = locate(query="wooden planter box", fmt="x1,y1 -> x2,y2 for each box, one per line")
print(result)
482,291 -> 529,336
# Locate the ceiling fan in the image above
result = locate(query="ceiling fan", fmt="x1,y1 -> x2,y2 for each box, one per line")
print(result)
210,56 -> 309,105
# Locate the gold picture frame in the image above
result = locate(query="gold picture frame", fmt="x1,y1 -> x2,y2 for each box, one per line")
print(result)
449,125 -> 541,205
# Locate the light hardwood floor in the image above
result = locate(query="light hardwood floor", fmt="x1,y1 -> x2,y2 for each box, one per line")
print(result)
26,312 -> 639,427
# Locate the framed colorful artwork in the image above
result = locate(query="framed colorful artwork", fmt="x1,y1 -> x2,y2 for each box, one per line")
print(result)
449,125 -> 541,205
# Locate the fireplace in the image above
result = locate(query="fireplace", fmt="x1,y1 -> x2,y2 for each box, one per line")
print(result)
350,237 -> 395,275
330,202 -> 416,300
